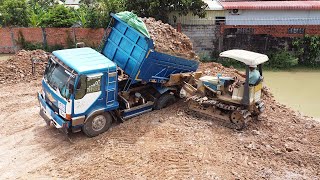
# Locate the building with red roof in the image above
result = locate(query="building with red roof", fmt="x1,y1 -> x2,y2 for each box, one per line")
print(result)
220,1 -> 320,25
168,0 -> 320,54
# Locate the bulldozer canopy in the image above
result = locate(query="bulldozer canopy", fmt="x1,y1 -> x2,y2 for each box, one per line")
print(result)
219,50 -> 269,66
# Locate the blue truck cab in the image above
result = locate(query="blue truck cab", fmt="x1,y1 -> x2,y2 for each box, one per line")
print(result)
38,48 -> 118,135
38,13 -> 199,137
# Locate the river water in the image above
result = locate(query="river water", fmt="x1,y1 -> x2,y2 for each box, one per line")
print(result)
264,71 -> 320,119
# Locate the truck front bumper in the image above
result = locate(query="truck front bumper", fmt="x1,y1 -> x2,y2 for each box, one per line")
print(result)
37,92 -> 70,132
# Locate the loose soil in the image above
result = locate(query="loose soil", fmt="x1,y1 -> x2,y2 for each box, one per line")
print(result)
142,17 -> 199,60
0,50 -> 49,85
0,54 -> 319,179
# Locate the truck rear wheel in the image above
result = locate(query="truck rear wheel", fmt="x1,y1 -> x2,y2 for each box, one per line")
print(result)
154,93 -> 176,110
82,112 -> 113,137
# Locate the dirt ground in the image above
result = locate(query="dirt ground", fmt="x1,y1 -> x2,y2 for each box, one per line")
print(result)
1,60 -> 320,179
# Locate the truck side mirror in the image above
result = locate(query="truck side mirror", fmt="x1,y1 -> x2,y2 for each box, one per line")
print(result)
69,84 -> 74,94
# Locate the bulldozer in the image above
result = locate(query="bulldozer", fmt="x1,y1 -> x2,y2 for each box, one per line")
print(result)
166,49 -> 269,130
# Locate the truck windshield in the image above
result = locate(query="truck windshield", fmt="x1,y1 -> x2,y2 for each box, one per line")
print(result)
44,57 -> 75,99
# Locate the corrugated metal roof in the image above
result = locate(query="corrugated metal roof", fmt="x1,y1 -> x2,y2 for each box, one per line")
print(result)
204,0 -> 224,10
220,1 -> 320,10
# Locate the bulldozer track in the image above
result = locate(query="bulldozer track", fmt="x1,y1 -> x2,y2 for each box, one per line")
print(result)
186,96 -> 250,130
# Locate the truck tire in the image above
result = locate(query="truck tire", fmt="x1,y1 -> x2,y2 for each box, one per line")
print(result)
82,112 -> 113,137
154,93 -> 176,110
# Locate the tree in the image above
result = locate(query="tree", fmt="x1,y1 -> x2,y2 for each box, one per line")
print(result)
28,0 -> 57,10
77,0 -> 126,28
98,0 -> 126,26
125,0 -> 208,22
41,4 -> 76,27
0,0 -> 30,27
28,0 -> 61,27
77,4 -> 105,28
293,35 -> 320,67
28,2 -> 46,27
80,0 -> 95,5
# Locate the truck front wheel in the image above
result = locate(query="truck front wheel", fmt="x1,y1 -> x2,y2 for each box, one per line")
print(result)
154,93 -> 176,110
82,112 -> 113,137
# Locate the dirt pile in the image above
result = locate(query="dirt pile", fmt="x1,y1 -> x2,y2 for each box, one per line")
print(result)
142,17 -> 199,60
198,62 -> 246,80
0,50 -> 49,84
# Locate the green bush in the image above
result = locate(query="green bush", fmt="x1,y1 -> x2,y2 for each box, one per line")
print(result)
126,0 -> 207,23
41,5 -> 76,27
199,52 -> 212,62
293,35 -> 320,67
28,2 -> 46,27
266,50 -> 298,69
0,0 -> 30,27
77,5 -> 109,28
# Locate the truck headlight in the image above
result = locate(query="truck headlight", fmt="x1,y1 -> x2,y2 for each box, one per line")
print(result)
58,101 -> 71,120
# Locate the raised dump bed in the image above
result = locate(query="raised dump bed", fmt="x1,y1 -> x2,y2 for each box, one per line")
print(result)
101,13 -> 199,86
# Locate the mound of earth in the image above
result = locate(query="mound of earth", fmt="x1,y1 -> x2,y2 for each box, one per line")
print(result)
198,62 -> 245,80
0,50 -> 49,85
142,17 -> 199,61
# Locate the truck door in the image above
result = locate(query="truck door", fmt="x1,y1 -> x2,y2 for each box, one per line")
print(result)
74,73 -> 104,115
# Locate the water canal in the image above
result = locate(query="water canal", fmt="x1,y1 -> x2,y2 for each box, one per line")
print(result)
264,71 -> 320,119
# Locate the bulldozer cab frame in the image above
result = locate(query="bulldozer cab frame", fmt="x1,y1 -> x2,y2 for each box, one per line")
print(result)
219,50 -> 269,107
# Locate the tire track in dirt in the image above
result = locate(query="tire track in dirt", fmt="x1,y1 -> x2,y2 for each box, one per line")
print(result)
0,82 -> 41,136
0,82 -> 76,179
31,108 -> 232,179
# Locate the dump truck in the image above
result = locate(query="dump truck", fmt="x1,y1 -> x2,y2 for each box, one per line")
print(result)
37,13 -> 199,137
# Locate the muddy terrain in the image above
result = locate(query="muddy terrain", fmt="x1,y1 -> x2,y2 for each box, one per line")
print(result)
0,52 -> 319,179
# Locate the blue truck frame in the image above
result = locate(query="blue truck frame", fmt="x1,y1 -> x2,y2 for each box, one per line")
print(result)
38,13 -> 199,137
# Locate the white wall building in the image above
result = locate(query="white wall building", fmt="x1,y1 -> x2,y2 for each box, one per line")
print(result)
220,1 -> 320,25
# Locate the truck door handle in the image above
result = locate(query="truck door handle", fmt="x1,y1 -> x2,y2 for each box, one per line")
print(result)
98,98 -> 103,101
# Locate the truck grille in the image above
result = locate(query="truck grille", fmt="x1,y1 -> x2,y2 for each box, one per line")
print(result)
45,96 -> 59,113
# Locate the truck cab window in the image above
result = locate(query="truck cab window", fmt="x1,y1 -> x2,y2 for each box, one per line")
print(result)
75,75 -> 102,100
75,75 -> 87,100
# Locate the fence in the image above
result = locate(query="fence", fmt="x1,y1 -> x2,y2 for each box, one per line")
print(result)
0,28 -> 106,53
